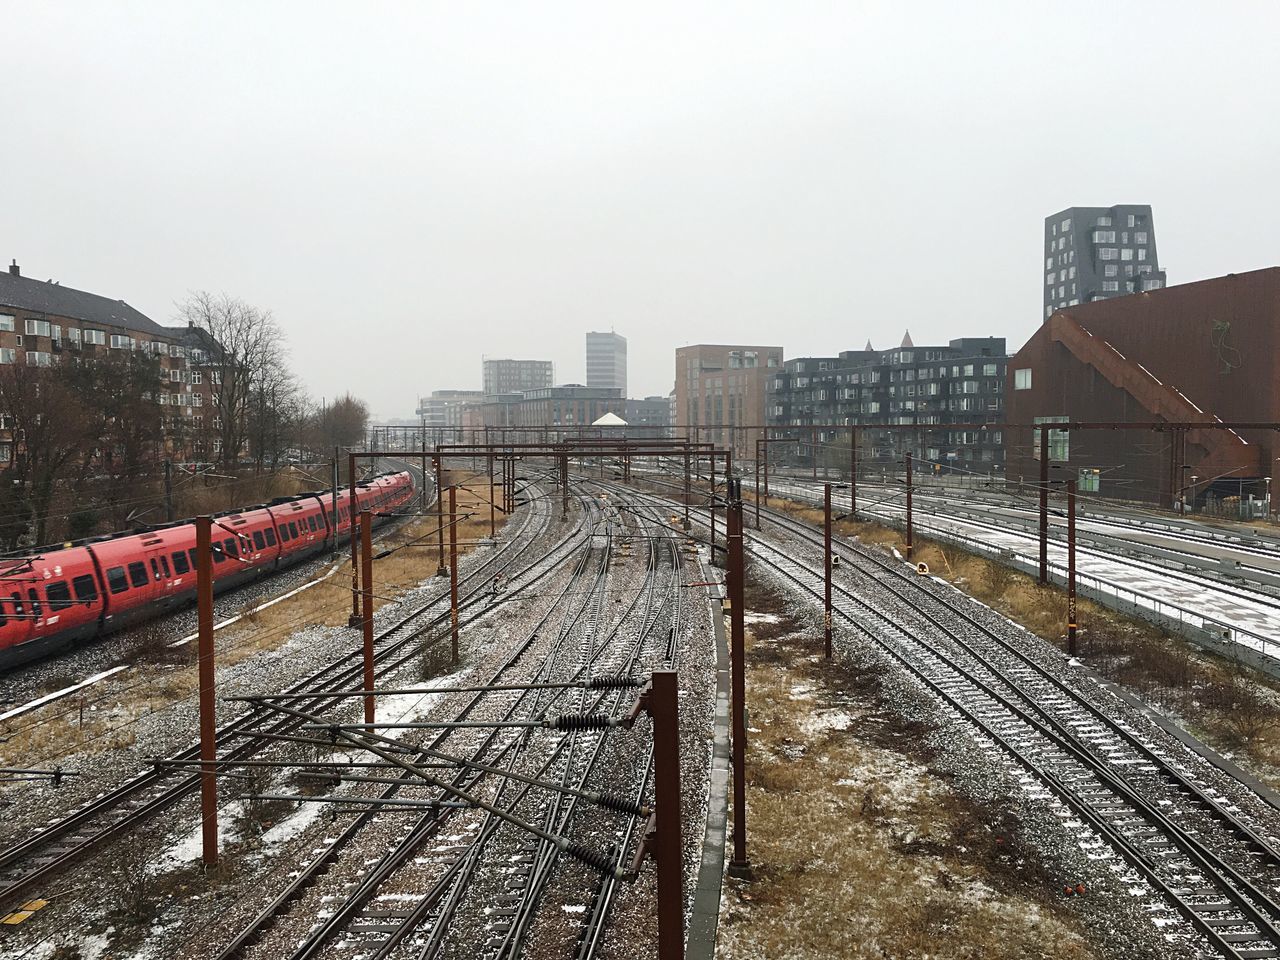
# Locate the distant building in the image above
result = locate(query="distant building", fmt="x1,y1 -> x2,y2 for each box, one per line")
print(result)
416,389 -> 484,428
767,333 -> 1007,470
466,385 -> 625,430
675,344 -> 783,455
586,331 -> 627,397
482,358 -> 554,396
1044,205 -> 1166,319
1010,267 -> 1279,507
625,396 -> 671,436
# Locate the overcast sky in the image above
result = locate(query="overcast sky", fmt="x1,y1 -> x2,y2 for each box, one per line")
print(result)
6,3 -> 1278,419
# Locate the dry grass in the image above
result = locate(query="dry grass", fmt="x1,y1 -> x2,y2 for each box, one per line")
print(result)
0,472 -> 508,768
767,494 -> 1280,787
719,581 -> 1099,960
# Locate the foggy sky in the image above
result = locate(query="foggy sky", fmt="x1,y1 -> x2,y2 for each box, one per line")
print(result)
6,2 -> 1278,419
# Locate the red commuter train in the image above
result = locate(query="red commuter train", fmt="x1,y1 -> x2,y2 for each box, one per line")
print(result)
0,470 -> 416,670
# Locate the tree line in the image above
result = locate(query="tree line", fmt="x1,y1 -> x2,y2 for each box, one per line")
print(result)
0,292 -> 370,550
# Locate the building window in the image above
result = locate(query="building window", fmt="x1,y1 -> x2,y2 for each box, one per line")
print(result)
25,351 -> 52,367
211,371 -> 223,385
1062,218 -> 1071,231
1014,368 -> 1032,390
1046,272 -> 1055,286
1104,264 -> 1118,277
1102,280 -> 1120,292
1097,216 -> 1112,227
1121,248 -> 1134,261
1068,266 -> 1076,279
1034,416 -> 1070,461
1045,257 -> 1053,269
25,319 -> 51,337
0,315 -> 13,332
1092,230 -> 1116,243
1142,279 -> 1163,291
1099,248 -> 1118,260
83,329 -> 106,345
1138,248 -> 1147,261
0,348 -> 14,364
1135,231 -> 1148,244
110,334 -> 132,349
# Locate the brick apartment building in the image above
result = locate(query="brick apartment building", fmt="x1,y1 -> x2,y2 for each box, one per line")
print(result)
674,344 -> 783,455
0,262 -> 219,461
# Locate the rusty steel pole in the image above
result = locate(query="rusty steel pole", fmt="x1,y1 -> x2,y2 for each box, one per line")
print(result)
850,427 -> 858,518
683,449 -> 691,529
726,477 -> 750,874
753,439 -> 761,530
420,433 -> 428,516
812,427 -> 818,480
449,484 -> 460,664
1068,477 -> 1078,656
561,450 -> 570,519
195,516 -> 218,867
762,433 -> 770,506
434,454 -> 447,577
1039,426 -> 1050,584
349,453 -> 360,626
710,453 -> 717,560
824,482 -> 833,658
905,451 -> 914,561
650,669 -> 685,960
360,511 -> 375,724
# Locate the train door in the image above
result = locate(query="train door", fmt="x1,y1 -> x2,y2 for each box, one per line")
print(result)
141,537 -> 174,603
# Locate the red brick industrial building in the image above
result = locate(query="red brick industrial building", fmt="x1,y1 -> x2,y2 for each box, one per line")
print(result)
1006,267 -> 1280,508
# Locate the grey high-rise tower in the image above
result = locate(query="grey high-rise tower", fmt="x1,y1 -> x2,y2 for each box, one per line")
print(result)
586,331 -> 627,397
1043,205 -> 1167,320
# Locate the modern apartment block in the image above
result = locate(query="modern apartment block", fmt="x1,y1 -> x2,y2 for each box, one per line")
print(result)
0,261 -> 218,460
767,335 -> 1007,470
1044,205 -> 1167,319
585,331 -> 627,397
465,385 -> 624,429
674,344 -> 783,454
481,358 -> 554,396
415,389 -> 484,428
624,396 -> 670,434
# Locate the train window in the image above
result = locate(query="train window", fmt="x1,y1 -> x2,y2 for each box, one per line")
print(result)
288,521 -> 299,539
160,556 -> 171,578
72,575 -> 98,603
128,562 -> 149,588
150,558 -> 161,580
252,530 -> 266,551
308,515 -> 318,531
28,588 -> 42,620
212,543 -> 225,564
224,538 -> 239,559
11,592 -> 23,618
46,581 -> 73,611
172,551 -> 190,575
264,528 -> 277,547
189,548 -> 199,570
107,566 -> 129,594
278,524 -> 291,544
0,599 -> 5,628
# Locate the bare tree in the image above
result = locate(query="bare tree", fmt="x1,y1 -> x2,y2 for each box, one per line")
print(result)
0,364 -> 97,545
176,292 -> 284,469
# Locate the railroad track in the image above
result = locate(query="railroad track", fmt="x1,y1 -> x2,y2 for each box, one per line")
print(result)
620,478 -> 1280,958
210,484 -> 684,960
0,476 -> 574,913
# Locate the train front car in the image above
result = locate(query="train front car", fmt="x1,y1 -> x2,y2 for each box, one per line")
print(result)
0,547 -> 106,670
